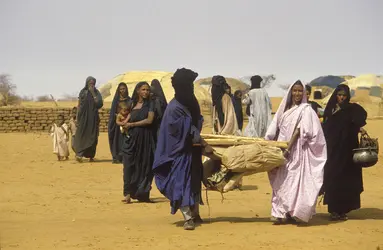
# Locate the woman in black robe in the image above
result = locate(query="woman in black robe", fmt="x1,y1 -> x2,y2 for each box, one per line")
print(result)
108,82 -> 131,163
150,79 -> 168,142
121,81 -> 155,203
232,90 -> 244,131
73,76 -> 104,162
322,84 -> 367,221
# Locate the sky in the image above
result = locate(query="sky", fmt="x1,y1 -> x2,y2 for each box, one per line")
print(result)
1,0 -> 382,98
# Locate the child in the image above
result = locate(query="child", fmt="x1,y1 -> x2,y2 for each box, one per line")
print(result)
116,102 -> 131,136
50,114 -> 70,161
68,107 -> 77,152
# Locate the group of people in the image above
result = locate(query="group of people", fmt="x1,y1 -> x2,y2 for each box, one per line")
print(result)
49,69 -> 368,231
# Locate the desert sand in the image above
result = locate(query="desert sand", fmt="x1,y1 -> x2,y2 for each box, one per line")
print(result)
1,109 -> 383,250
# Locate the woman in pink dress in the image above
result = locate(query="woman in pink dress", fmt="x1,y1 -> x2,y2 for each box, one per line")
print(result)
265,80 -> 327,224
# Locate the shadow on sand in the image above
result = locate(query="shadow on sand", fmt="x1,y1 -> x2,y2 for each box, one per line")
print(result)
239,185 -> 258,191
300,207 -> 383,227
172,208 -> 383,228
173,216 -> 271,228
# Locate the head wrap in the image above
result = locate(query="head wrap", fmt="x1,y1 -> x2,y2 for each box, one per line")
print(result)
151,79 -> 167,107
323,84 -> 351,122
171,68 -> 200,126
265,80 -> 308,140
131,81 -> 150,107
250,75 -> 263,89
211,75 -> 227,126
84,76 -> 96,89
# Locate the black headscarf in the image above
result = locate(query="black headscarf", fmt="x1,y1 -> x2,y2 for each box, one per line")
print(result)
131,81 -> 151,108
82,76 -> 96,90
151,79 -> 168,109
211,75 -> 227,126
323,84 -> 351,123
250,75 -> 263,89
111,82 -> 130,110
233,90 -> 243,130
306,84 -> 312,94
108,82 -> 131,150
171,68 -> 200,126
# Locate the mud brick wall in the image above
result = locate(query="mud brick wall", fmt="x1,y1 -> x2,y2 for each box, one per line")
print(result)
0,108 -> 111,133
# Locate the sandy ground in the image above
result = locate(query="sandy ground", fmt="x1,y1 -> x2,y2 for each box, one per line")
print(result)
1,121 -> 383,250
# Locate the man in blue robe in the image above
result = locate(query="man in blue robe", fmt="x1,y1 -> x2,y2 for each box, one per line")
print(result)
152,68 -> 213,230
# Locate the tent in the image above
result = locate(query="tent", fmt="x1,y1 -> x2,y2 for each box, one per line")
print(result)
319,74 -> 383,117
99,71 -> 212,106
99,72 -> 249,107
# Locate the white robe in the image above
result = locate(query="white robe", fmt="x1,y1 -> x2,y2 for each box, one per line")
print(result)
50,123 -> 70,157
243,88 -> 272,138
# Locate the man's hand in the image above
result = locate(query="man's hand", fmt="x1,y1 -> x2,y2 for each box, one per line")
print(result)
203,144 -> 214,154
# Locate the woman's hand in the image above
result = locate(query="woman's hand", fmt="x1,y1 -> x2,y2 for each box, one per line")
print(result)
360,127 -> 367,135
124,123 -> 134,129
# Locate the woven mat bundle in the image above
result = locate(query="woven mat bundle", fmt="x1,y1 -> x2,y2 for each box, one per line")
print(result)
201,134 -> 288,193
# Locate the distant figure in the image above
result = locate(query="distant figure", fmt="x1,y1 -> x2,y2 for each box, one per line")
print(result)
50,114 -> 70,161
242,75 -> 272,138
150,79 -> 168,142
211,75 -> 239,135
68,107 -> 77,152
232,90 -> 244,131
322,84 -> 367,221
224,84 -> 233,97
108,82 -> 131,163
73,76 -> 104,162
306,85 -> 323,117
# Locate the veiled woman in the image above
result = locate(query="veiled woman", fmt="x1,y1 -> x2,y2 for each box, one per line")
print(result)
321,84 -> 367,221
150,79 -> 168,141
74,76 -> 104,162
232,90 -> 244,131
211,75 -> 240,135
108,82 -> 131,163
121,81 -> 155,204
265,80 -> 327,224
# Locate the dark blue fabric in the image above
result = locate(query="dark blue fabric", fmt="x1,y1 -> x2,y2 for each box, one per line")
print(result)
153,99 -> 203,214
108,87 -> 131,161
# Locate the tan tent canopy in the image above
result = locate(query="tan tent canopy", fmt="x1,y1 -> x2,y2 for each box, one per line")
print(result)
99,71 -> 248,107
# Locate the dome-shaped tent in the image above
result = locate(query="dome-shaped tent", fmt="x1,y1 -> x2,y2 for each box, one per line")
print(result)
310,75 -> 346,89
319,74 -> 383,118
99,71 -> 212,106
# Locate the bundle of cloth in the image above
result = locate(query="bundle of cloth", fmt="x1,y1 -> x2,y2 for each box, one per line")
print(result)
202,142 -> 287,193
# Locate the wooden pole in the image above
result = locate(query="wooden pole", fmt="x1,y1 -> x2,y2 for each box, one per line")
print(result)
50,94 -> 59,107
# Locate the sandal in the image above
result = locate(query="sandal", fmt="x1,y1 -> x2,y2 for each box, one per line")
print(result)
330,212 -> 340,221
339,214 -> 348,221
273,218 -> 285,225
75,156 -> 83,163
121,195 -> 132,204
286,214 -> 297,224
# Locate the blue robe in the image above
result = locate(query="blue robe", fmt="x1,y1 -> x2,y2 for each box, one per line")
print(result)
152,99 -> 204,214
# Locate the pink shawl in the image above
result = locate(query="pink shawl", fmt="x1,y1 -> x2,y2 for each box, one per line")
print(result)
265,81 -> 327,222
